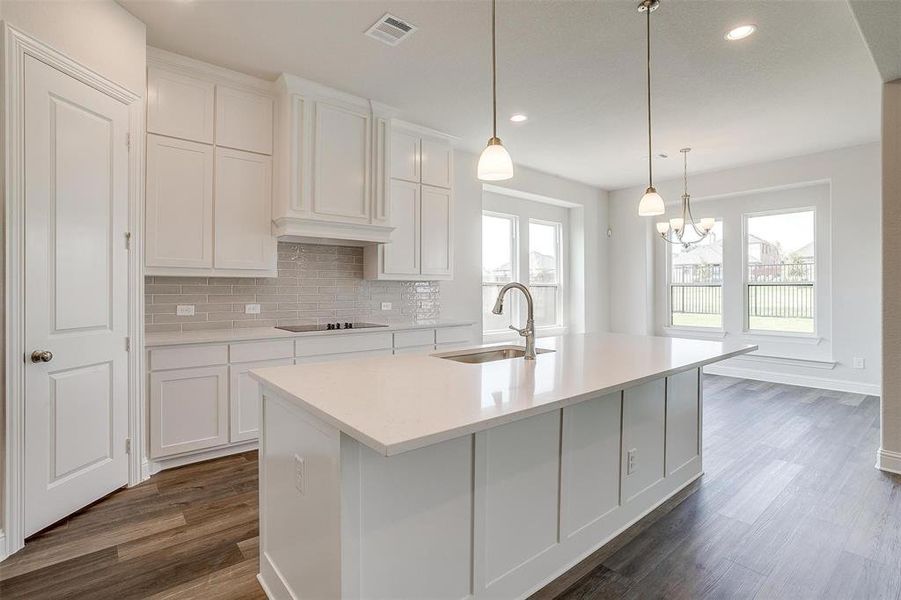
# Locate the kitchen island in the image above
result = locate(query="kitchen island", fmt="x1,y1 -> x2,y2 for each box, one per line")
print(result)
251,333 -> 755,600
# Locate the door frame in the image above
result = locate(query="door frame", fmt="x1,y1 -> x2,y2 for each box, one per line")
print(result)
1,24 -> 145,559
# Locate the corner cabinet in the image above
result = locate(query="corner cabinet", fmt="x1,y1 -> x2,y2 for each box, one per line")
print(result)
273,74 -> 393,245
364,123 -> 454,281
144,48 -> 277,278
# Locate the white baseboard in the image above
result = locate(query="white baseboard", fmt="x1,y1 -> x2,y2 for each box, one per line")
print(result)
703,363 -> 881,396
142,440 -> 258,479
876,448 -> 901,475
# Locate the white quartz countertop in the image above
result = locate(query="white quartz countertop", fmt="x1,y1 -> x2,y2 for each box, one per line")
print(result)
144,320 -> 475,347
251,332 -> 756,456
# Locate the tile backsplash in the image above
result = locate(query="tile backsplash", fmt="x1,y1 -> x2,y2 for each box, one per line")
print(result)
145,242 -> 441,333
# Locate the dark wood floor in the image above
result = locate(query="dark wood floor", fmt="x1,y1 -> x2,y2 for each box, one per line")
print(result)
1,375 -> 899,599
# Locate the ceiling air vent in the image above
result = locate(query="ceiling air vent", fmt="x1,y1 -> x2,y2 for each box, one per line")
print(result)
365,13 -> 417,46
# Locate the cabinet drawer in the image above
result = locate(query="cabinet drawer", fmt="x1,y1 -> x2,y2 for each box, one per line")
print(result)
393,329 -> 435,349
295,332 -> 393,357
230,339 -> 294,364
436,326 -> 473,346
150,344 -> 228,371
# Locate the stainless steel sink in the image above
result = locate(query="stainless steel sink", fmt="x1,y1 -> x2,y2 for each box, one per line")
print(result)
436,345 -> 554,364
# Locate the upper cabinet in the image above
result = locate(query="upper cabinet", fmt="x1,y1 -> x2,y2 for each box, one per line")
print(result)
364,123 -> 455,281
144,48 -> 277,278
147,66 -> 215,144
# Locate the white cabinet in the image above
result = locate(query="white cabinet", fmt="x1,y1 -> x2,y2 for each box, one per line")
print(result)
145,135 -> 214,269
149,365 -> 229,459
420,137 -> 453,189
147,66 -> 214,143
215,84 -> 274,155
144,49 -> 277,278
382,180 -> 419,275
420,185 -> 452,276
364,125 -> 454,281
230,358 -> 293,443
214,148 -> 274,271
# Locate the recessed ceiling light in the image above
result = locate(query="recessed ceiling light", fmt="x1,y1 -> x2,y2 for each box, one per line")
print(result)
510,114 -> 528,123
725,24 -> 757,41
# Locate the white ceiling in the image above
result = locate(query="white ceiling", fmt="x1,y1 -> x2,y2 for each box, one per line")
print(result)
118,0 -> 882,190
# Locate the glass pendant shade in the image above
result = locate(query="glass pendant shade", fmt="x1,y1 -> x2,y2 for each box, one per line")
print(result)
656,222 -> 669,234
669,217 -> 684,231
700,217 -> 715,231
478,138 -> 514,181
638,187 -> 665,216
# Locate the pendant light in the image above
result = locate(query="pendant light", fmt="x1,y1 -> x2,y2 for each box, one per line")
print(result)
477,0 -> 514,181
637,0 -> 664,216
655,148 -> 715,247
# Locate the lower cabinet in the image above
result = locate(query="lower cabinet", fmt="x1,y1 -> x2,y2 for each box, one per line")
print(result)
149,365 -> 229,458
229,358 -> 293,443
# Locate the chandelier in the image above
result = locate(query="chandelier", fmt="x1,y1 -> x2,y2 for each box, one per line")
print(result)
655,148 -> 715,247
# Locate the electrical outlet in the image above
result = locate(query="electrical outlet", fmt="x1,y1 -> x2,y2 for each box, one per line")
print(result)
627,449 -> 637,475
853,357 -> 866,369
176,305 -> 195,317
381,302 -> 392,311
245,303 -> 261,315
294,454 -> 305,495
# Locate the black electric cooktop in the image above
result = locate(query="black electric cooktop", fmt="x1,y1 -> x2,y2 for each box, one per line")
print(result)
275,322 -> 389,333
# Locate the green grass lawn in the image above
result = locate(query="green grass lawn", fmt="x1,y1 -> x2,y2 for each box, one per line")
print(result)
672,312 -> 814,333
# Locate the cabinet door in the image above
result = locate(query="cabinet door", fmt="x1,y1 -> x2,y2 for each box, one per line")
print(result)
215,85 -> 274,155
229,358 -> 293,443
312,101 -> 371,222
147,66 -> 214,143
420,185 -> 452,276
214,148 -> 275,271
390,129 -> 420,182
383,180 -> 420,275
420,137 -> 453,189
149,366 -> 228,458
145,135 -> 214,269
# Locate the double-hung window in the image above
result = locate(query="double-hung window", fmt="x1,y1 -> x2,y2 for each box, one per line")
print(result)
745,209 -> 815,334
528,220 -> 563,328
482,212 -> 518,333
669,221 -> 724,329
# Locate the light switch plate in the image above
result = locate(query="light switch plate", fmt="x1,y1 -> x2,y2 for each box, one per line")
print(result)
245,303 -> 261,315
176,305 -> 195,317
381,302 -> 392,311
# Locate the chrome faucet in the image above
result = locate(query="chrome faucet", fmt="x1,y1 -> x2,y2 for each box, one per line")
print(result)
491,282 -> 536,360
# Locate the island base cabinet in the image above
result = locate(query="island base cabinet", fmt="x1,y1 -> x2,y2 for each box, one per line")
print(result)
258,368 -> 703,600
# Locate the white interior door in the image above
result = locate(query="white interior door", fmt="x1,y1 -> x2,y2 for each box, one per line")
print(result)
23,55 -> 130,536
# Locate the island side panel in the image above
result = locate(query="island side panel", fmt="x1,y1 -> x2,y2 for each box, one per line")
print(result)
259,388 -> 342,600
666,369 -> 702,476
341,434 -> 473,600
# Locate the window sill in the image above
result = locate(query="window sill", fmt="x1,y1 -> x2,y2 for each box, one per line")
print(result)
742,331 -> 822,345
662,326 -> 727,340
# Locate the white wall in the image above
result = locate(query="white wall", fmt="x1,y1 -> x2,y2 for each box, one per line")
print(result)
609,143 -> 881,395
442,150 -> 609,337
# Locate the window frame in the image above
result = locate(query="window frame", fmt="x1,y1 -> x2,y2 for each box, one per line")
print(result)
665,219 -> 725,333
481,210 -> 520,335
741,207 -> 818,338
527,218 -> 565,331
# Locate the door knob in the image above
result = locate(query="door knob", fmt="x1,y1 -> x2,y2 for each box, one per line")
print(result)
31,350 -> 53,363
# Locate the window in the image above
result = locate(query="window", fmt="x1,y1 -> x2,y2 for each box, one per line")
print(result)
482,212 -> 517,333
669,221 -> 724,329
529,220 -> 562,328
482,211 -> 566,335
745,210 -> 815,334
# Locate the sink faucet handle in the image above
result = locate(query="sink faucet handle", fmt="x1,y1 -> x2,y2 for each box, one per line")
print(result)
508,324 -> 527,336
